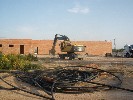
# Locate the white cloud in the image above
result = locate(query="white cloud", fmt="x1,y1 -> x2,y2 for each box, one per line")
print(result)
67,4 -> 90,14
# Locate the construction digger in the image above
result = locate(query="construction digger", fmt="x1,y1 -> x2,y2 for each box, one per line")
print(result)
49,34 -> 86,60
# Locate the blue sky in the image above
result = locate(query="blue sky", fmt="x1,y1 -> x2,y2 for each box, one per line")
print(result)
0,0 -> 133,49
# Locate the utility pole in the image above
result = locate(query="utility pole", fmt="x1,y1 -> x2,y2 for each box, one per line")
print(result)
114,38 -> 116,50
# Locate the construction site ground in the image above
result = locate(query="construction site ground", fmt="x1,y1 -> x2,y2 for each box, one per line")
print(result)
0,56 -> 133,100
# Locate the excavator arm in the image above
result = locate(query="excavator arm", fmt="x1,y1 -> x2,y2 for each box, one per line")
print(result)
49,34 -> 70,55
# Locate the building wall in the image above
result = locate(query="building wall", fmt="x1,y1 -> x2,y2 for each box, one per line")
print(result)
0,39 -> 112,56
0,39 -> 32,54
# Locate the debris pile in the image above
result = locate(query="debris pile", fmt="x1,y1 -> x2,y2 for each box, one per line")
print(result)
0,66 -> 133,100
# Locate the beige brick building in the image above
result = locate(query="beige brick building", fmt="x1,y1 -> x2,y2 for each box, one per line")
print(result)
0,39 -> 112,56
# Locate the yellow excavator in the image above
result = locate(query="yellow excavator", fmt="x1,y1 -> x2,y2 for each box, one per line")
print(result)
49,34 -> 86,60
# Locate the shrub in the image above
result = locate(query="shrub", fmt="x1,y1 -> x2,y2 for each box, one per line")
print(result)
0,53 -> 40,70
26,53 -> 38,61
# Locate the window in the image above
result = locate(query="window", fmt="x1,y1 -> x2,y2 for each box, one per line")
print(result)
131,45 -> 133,49
0,44 -> 2,47
9,45 -> 14,47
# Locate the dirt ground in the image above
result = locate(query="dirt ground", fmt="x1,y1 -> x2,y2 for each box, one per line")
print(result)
0,56 -> 133,100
